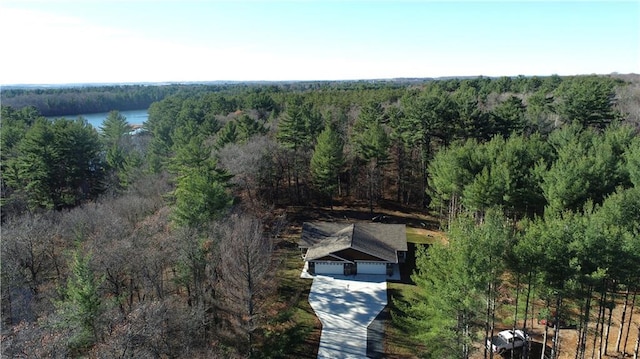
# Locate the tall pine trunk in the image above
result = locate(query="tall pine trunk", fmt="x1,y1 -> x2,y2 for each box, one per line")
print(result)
485,280 -> 492,359
523,271 -> 533,359
616,287 -> 631,354
542,314 -> 550,359
604,296 -> 614,356
512,274 -> 521,359
590,285 -> 606,359
633,325 -> 639,359
551,294 -> 562,359
577,285 -> 593,359
624,289 -> 637,355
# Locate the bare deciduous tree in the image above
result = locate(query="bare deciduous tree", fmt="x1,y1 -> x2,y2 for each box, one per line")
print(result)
1,213 -> 64,324
217,135 -> 278,204
216,213 -> 275,357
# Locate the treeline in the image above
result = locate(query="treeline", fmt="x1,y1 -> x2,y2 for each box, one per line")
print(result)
2,74 -> 639,358
143,74 -> 636,213
1,84 -> 239,117
0,80 -> 415,117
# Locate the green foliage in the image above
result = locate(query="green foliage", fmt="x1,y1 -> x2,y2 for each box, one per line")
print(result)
99,110 -> 138,190
556,76 -> 618,128
236,114 -> 267,140
215,120 -> 239,149
56,250 -> 102,350
427,139 -> 480,211
170,138 -> 232,227
532,212 -> 582,289
351,101 -> 391,213
310,124 -> 344,200
351,101 -> 390,163
100,110 -> 130,146
402,86 -> 457,149
173,168 -> 233,227
3,116 -> 103,211
451,83 -> 486,139
429,134 -> 552,219
541,124 -> 635,214
404,209 -> 511,358
525,89 -> 555,134
626,137 -> 640,187
490,95 -> 526,137
587,187 -> 640,282
215,114 -> 267,149
276,96 -> 322,151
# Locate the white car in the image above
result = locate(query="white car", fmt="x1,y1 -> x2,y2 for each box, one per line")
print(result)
486,329 -> 528,354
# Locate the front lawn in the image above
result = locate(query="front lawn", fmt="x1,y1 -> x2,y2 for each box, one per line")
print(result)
267,235 -> 321,359
406,226 -> 446,245
385,282 -> 425,358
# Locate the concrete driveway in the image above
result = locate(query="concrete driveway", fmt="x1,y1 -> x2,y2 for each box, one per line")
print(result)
308,275 -> 388,359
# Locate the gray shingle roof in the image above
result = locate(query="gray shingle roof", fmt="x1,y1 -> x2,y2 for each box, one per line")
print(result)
300,222 -> 407,262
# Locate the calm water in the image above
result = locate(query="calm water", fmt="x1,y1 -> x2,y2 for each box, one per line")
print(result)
46,109 -> 148,129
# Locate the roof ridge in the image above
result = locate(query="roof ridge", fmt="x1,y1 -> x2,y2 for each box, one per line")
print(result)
349,223 -> 355,247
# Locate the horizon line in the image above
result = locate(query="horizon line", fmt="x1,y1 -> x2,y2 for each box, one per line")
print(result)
2,72 -> 638,88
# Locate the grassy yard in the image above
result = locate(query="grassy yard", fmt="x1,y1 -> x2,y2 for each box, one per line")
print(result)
406,226 -> 446,245
266,235 -> 321,359
385,281 -> 425,358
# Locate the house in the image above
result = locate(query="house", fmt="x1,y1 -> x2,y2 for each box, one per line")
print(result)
299,222 -> 407,276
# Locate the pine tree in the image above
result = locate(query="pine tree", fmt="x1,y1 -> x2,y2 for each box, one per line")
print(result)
276,96 -> 322,203
556,76 -> 618,129
100,110 -> 130,146
351,101 -> 390,215
56,250 -> 102,350
310,124 -> 344,207
171,137 -> 232,227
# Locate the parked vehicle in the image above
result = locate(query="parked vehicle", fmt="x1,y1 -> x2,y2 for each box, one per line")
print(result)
486,329 -> 528,354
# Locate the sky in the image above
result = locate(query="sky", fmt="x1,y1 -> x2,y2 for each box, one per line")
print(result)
1,0 -> 638,85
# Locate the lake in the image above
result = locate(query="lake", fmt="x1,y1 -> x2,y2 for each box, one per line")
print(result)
46,109 -> 148,129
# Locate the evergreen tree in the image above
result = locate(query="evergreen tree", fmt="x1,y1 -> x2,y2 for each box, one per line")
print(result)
56,250 -> 102,350
427,139 -> 480,224
276,96 -> 322,203
556,76 -> 618,129
403,210 -> 511,358
351,101 -> 390,215
4,117 -> 103,210
214,120 -> 239,150
626,137 -> 640,188
100,111 -> 133,190
310,123 -> 344,207
401,87 -> 457,206
100,110 -> 130,147
235,113 -> 267,142
170,137 -> 232,227
490,95 -> 526,137
276,96 -> 322,151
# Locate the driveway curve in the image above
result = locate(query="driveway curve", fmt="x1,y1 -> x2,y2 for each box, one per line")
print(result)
308,275 -> 387,359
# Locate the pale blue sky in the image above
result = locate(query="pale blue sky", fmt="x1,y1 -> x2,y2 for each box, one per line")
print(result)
1,1 -> 638,84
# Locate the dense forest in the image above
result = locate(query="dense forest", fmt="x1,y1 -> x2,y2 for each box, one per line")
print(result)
1,74 -> 639,358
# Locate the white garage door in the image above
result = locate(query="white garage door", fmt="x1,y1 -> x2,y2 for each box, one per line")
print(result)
314,262 -> 344,275
357,262 -> 387,275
